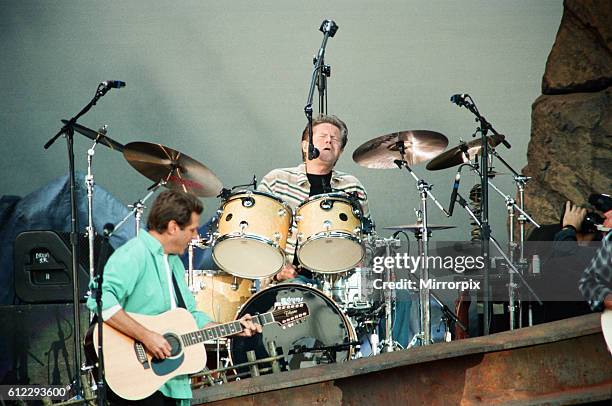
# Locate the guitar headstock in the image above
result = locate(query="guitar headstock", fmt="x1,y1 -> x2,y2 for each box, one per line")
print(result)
271,303 -> 309,329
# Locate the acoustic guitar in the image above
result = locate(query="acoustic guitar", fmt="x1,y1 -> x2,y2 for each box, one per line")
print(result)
84,304 -> 309,400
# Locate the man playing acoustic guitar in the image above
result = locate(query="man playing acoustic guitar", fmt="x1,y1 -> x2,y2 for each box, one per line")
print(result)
86,190 -> 261,405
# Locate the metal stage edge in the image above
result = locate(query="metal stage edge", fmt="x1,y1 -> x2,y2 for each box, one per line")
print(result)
193,313 -> 612,405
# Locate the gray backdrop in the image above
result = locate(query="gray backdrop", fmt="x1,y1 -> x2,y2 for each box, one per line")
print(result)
0,1 -> 563,245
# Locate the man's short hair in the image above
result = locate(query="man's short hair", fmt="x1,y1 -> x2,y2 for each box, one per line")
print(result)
147,190 -> 203,233
301,114 -> 348,161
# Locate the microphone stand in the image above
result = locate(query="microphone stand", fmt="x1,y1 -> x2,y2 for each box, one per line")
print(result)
43,81 -> 116,398
304,19 -> 338,160
452,95 -> 510,335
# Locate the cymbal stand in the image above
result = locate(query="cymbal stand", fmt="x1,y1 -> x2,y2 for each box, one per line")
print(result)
110,180 -> 166,237
397,224 -> 468,340
395,142 -> 450,346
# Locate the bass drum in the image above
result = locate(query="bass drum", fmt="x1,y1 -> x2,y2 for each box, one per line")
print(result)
229,284 -> 355,374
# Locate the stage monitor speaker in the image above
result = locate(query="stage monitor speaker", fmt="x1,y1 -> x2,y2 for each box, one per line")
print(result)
0,303 -> 89,387
14,230 -> 113,303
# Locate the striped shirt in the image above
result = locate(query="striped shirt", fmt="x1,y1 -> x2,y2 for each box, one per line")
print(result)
258,163 -> 370,265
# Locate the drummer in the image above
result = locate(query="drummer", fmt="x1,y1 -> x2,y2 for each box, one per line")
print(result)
258,114 -> 370,283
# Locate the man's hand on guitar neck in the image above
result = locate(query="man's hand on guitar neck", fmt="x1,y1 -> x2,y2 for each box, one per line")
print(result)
202,314 -> 262,337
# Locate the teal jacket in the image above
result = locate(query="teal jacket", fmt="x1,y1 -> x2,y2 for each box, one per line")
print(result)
87,231 -> 213,402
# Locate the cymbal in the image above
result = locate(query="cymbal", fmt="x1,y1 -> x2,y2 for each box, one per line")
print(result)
426,134 -> 506,171
353,130 -> 449,169
61,119 -> 125,152
123,142 -> 223,197
384,224 -> 456,232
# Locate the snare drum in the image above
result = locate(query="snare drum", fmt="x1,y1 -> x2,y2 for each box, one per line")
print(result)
295,193 -> 364,273
229,284 -> 356,373
212,191 -> 292,279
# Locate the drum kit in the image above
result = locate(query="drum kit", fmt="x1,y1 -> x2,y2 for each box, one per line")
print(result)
67,104 -> 539,380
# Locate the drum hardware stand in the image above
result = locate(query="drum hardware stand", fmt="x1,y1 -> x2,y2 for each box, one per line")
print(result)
486,177 -> 539,329
453,191 -> 543,312
110,180 -> 166,237
289,341 -> 360,363
195,354 -> 286,384
394,141 -> 450,346
490,149 -> 539,327
304,19 -> 338,160
217,175 -> 258,200
44,80 -> 124,399
373,237 -> 402,352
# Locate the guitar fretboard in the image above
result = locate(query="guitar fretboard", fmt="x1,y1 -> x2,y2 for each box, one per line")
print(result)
181,312 -> 275,346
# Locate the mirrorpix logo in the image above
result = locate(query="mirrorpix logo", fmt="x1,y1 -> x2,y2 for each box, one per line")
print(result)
370,253 -> 484,291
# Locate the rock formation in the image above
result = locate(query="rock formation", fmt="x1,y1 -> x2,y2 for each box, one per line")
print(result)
522,0 -> 611,233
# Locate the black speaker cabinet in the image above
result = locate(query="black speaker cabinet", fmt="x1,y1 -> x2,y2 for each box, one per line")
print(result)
0,303 -> 89,387
14,230 -> 113,303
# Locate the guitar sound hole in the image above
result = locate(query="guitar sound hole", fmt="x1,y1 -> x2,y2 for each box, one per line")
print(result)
164,333 -> 182,357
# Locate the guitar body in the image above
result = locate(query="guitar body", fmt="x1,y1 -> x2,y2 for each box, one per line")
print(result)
88,308 -> 207,400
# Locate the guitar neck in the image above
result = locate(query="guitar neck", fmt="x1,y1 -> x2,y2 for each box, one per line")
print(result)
181,311 -> 274,347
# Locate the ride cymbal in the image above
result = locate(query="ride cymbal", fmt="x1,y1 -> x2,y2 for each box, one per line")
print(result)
123,141 -> 223,197
353,130 -> 448,169
426,134 -> 506,171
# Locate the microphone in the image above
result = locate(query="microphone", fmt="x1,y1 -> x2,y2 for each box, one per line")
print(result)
319,19 -> 339,37
450,93 -> 468,106
448,169 -> 461,216
308,143 -> 320,160
101,80 -> 126,89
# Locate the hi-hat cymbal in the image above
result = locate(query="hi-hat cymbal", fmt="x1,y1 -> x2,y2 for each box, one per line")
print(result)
384,224 -> 456,232
123,142 -> 223,197
61,119 -> 125,152
426,134 -> 506,171
353,130 -> 449,169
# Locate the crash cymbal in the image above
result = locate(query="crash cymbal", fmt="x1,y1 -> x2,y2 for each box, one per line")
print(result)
123,141 -> 223,197
383,224 -> 456,232
61,120 -> 125,152
426,134 -> 506,171
353,130 -> 449,169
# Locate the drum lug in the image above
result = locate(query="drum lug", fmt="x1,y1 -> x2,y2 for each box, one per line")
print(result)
231,277 -> 239,291
297,232 -> 304,242
239,221 -> 248,236
353,227 -> 361,235
295,215 -> 303,223
278,208 -> 287,217
273,232 -> 281,245
324,220 -> 332,237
